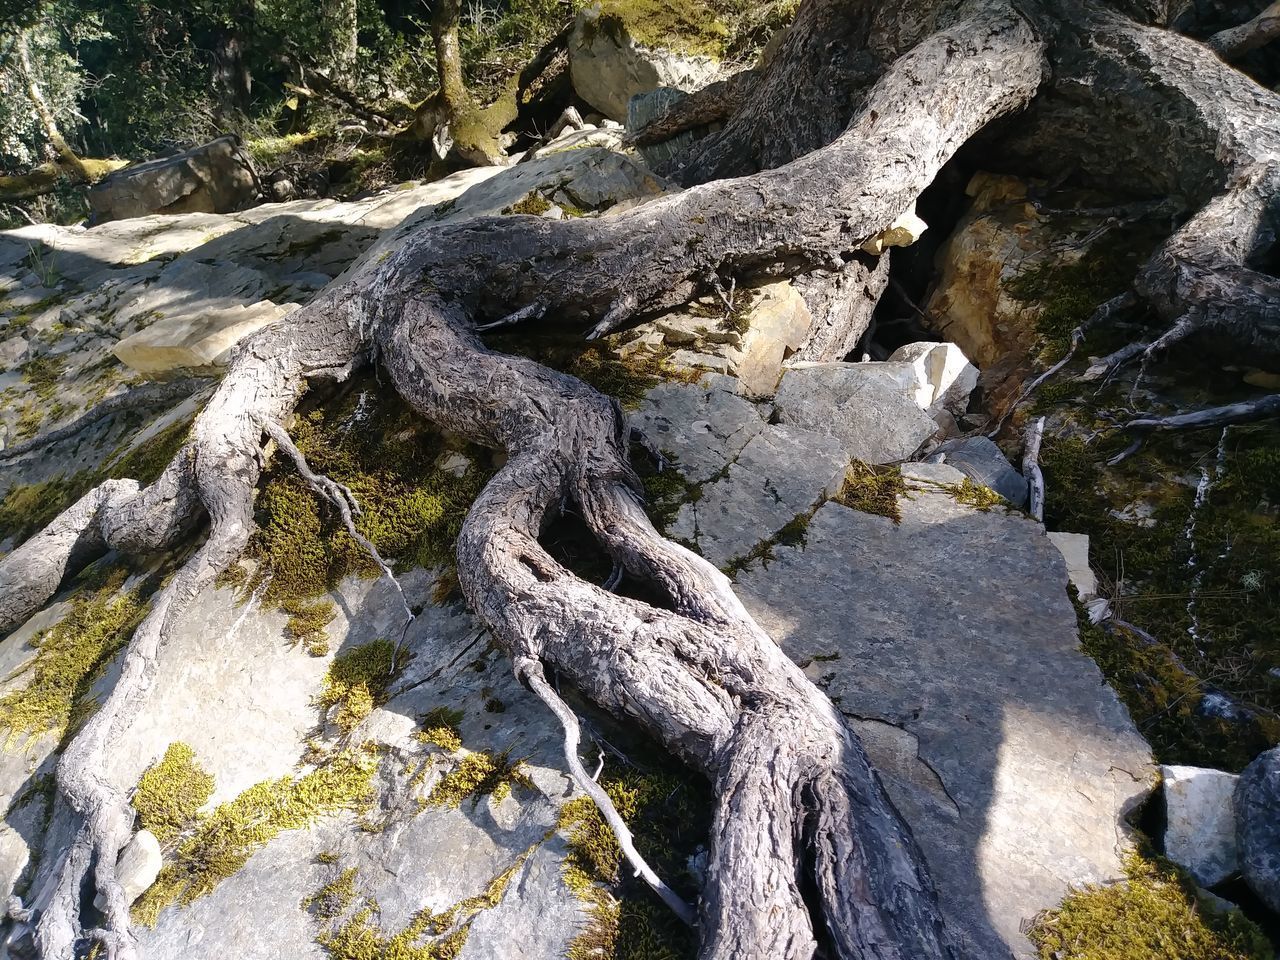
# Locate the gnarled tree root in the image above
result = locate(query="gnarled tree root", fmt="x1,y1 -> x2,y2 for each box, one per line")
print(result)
0,3 -> 1045,957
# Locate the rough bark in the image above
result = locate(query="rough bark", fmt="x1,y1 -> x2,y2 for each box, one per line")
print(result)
1209,0 -> 1280,58
0,4 -> 1049,957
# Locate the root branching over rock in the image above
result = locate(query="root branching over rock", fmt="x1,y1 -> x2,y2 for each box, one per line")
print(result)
5,0 -> 1279,957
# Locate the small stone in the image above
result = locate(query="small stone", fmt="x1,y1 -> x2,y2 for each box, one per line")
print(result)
437,452 -> 471,477
1243,369 -> 1280,390
93,830 -> 162,909
1047,531 -> 1096,599
0,334 -> 28,370
888,341 -> 979,416
1162,765 -> 1240,888
667,349 -> 731,375
902,461 -> 967,486
860,206 -> 929,255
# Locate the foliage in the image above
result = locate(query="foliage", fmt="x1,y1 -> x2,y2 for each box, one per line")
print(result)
132,742 -> 216,844
0,13 -> 93,173
283,598 -> 338,656
1028,850 -> 1272,960
0,570 -> 145,746
316,638 -> 398,734
132,746 -> 378,927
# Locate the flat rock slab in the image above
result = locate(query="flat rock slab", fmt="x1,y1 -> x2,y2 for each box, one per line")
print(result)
734,491 -> 1155,959
670,422 -> 848,569
630,377 -> 764,484
1161,764 -> 1239,888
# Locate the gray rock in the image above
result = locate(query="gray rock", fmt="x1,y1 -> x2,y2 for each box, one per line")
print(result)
933,436 -> 1029,508
734,491 -> 1155,959
1235,746 -> 1280,911
1047,532 -> 1097,599
1162,765 -> 1240,888
773,362 -> 937,464
93,830 -> 162,909
630,378 -> 764,484
88,136 -> 260,223
888,341 -> 979,417
670,423 -> 848,568
0,334 -> 28,370
568,4 -> 720,121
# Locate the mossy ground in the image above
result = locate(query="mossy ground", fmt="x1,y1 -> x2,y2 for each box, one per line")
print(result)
221,376 -> 495,651
132,745 -> 378,927
0,569 -> 147,747
833,461 -> 906,522
1041,414 -> 1280,770
317,639 -> 399,735
132,742 -> 215,844
1028,850 -> 1272,960
304,848 -> 531,960
558,744 -> 710,960
0,411 -> 193,547
594,0 -> 729,58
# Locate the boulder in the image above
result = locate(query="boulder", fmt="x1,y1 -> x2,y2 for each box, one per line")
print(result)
568,3 -> 721,121
931,436 -> 1030,508
888,341 -> 979,417
1235,746 -> 1280,912
772,362 -> 938,464
734,487 -> 1155,958
88,136 -> 260,223
113,301 -> 299,375
1162,765 -> 1240,888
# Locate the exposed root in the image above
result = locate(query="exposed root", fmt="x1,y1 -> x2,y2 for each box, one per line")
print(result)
1208,1 -> 1280,60
1023,416 -> 1045,523
517,657 -> 696,925
1122,394 -> 1280,435
630,69 -> 760,148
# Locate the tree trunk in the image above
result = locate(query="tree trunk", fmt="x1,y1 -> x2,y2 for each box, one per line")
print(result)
7,0 -> 1280,957
331,0 -> 359,87
13,30 -> 91,183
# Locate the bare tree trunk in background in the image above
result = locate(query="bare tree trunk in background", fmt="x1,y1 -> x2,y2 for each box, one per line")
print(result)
331,0 -> 359,87
14,29 -> 91,182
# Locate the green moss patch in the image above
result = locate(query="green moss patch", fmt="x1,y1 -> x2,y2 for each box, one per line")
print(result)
306,850 -> 530,960
560,760 -> 709,960
283,598 -> 339,657
416,707 -> 465,753
0,571 -> 146,747
596,0 -> 729,58
229,381 -> 494,612
423,748 -> 533,810
132,746 -> 378,928
502,191 -> 553,216
1028,851 -> 1272,960
132,743 -> 215,844
317,639 -> 398,734
1042,424 -> 1280,770
833,461 -> 906,522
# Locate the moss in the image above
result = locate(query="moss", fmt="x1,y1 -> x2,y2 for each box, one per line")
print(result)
1042,427 -> 1280,770
595,0 -> 729,57
502,191 -> 552,216
632,447 -> 702,534
306,852 -> 529,960
484,330 -> 700,410
422,749 -> 533,809
132,743 -> 215,844
105,415 -> 194,485
317,639 -> 398,734
833,461 -> 906,522
0,472 -> 91,545
721,507 -> 813,578
1028,850 -> 1272,960
560,762 -> 707,960
132,747 -> 377,928
19,355 -> 65,402
0,572 -> 146,746
235,382 -> 494,611
416,707 -> 465,753
948,476 -> 1007,511
245,130 -> 326,168
283,598 -> 339,657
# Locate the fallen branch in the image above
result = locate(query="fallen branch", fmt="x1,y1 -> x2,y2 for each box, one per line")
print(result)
516,657 -> 696,926
1121,393 -> 1280,434
1022,416 -> 1045,522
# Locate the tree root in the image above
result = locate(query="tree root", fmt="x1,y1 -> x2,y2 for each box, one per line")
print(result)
0,5 -> 1047,956
1208,1 -> 1280,60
